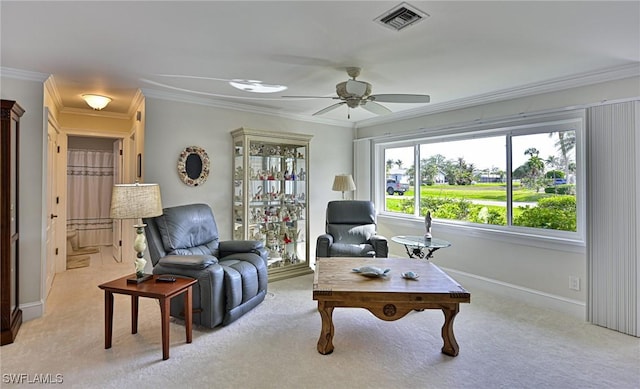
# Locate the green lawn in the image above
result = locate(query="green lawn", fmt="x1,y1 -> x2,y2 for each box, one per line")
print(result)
401,183 -> 552,202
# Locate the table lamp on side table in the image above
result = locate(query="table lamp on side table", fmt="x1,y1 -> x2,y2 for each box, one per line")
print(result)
110,183 -> 163,284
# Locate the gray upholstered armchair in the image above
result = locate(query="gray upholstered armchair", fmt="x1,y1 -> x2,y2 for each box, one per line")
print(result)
316,200 -> 388,258
144,203 -> 268,328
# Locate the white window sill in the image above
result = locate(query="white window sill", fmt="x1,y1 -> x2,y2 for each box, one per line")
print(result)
378,213 -> 586,254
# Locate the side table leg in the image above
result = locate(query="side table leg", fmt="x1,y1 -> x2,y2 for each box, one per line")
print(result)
185,286 -> 193,344
160,297 -> 170,360
131,296 -> 139,334
104,291 -> 113,349
317,301 -> 334,355
441,304 -> 460,356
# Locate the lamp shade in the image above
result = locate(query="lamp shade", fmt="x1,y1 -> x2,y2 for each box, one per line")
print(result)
82,94 -> 112,110
332,174 -> 356,192
110,183 -> 163,219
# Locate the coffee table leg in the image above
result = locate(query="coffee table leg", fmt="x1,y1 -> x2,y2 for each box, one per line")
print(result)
317,301 -> 334,355
160,297 -> 170,360
441,304 -> 460,356
185,286 -> 193,344
104,291 -> 113,349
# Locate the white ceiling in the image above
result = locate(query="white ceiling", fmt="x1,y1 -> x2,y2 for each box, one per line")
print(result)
1,1 -> 639,125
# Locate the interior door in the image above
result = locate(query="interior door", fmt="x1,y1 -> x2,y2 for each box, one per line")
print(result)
111,139 -> 123,262
45,110 -> 59,298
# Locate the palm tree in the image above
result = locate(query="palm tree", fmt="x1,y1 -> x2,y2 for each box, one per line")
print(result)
549,130 -> 576,177
386,159 -> 394,173
523,148 -> 545,192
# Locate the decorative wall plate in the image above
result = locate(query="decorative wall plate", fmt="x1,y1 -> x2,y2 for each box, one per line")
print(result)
178,146 -> 210,186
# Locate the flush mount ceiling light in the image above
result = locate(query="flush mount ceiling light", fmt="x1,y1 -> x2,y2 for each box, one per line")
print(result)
229,79 -> 287,93
82,94 -> 112,110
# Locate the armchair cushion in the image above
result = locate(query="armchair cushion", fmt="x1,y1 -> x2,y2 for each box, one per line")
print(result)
326,224 -> 376,244
219,240 -> 269,265
157,254 -> 217,270
329,243 -> 376,257
156,204 -> 219,254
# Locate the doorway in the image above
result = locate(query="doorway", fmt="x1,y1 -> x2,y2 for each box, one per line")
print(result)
66,136 -> 121,268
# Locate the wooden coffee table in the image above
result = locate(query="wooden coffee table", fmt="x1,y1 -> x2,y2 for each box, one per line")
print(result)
98,274 -> 197,360
312,257 -> 470,356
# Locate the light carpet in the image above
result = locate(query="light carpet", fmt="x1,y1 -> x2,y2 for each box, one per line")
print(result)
1,248 -> 638,389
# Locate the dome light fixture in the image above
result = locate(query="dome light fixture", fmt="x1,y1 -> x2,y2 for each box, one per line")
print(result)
82,94 -> 112,110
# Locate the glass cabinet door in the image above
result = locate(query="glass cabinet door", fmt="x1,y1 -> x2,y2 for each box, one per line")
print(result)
231,128 -> 312,281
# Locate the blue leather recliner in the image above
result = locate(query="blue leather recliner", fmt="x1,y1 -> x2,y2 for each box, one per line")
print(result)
144,203 -> 268,328
316,200 -> 388,258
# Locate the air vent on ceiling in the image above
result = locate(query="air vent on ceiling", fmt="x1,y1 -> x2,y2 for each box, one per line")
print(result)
375,2 -> 429,31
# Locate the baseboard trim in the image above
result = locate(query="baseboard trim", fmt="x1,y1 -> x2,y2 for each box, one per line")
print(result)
440,266 -> 587,320
20,300 -> 44,322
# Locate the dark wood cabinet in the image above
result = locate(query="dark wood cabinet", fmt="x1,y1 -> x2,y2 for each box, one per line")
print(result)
1,100 -> 24,345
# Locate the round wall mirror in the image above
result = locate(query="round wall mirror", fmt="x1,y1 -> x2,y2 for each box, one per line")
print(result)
177,146 -> 210,186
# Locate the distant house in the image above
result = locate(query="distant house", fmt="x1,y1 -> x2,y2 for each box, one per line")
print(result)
478,174 -> 503,183
387,167 -> 408,183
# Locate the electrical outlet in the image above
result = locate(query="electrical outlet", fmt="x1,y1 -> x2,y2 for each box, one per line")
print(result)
569,276 -> 580,291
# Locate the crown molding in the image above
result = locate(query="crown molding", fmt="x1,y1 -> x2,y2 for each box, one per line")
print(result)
355,62 -> 640,128
127,89 -> 145,117
59,106 -> 131,120
141,87 -> 354,129
0,66 -> 50,82
44,75 -> 64,111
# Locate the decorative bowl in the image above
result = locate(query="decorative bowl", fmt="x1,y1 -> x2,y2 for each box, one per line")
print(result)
352,266 -> 390,278
401,271 -> 420,280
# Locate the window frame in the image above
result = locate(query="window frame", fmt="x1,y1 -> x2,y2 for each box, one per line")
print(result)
374,110 -> 586,248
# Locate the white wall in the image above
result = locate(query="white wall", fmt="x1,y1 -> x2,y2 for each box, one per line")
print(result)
143,97 -> 354,259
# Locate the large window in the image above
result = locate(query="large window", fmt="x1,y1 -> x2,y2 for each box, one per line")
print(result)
379,113 -> 583,239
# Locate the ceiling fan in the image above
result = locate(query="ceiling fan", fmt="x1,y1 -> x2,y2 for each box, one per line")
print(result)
284,67 -> 430,118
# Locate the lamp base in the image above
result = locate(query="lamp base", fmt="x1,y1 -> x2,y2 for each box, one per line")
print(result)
126,273 -> 153,284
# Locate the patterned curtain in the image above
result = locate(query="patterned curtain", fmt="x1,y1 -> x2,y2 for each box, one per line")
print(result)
67,149 -> 114,247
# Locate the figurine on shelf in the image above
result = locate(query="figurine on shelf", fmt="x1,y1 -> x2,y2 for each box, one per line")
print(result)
249,143 -> 261,156
424,211 -> 432,239
298,168 -> 306,181
252,186 -> 263,201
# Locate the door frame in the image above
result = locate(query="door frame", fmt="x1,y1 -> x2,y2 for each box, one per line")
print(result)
43,108 -> 61,301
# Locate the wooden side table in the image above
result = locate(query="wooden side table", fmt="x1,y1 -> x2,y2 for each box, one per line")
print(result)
98,274 -> 197,360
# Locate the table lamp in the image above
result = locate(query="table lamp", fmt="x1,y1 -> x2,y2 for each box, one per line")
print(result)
110,183 -> 163,283
332,174 -> 356,199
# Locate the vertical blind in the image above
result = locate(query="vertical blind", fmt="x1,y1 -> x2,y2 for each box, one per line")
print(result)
587,101 -> 639,336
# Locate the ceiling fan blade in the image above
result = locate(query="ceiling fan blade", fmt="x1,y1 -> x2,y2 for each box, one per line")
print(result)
369,94 -> 430,103
282,95 -> 338,99
361,101 -> 392,115
313,102 -> 346,116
